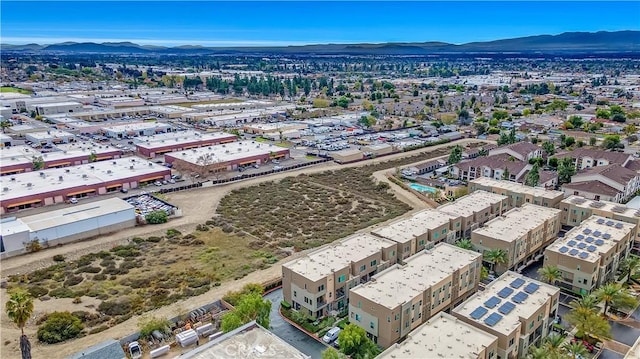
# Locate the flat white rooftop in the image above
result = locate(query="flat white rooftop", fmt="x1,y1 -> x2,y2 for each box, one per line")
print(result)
148,105 -> 194,114
470,177 -> 565,200
438,190 -> 507,218
245,122 -> 307,131
20,197 -> 134,231
35,101 -> 82,108
26,129 -> 75,140
0,143 -> 120,168
546,215 -> 635,263
166,140 -> 286,165
135,131 -> 236,150
0,157 -> 168,203
101,122 -> 172,133
563,195 -> 640,220
472,204 -> 561,243
453,271 -> 559,336
283,233 -> 396,282
351,243 -> 481,309
371,209 -> 458,244
378,312 -> 497,359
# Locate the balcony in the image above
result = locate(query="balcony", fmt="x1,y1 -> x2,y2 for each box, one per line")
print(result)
336,287 -> 346,299
317,297 -> 326,309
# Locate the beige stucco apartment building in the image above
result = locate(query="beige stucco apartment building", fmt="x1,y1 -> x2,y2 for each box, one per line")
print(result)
471,204 -> 562,274
544,215 -> 635,294
453,272 -> 560,359
468,177 -> 565,209
377,312 -> 499,359
282,233 -> 397,319
370,209 -> 460,260
438,190 -> 509,238
348,243 -> 482,348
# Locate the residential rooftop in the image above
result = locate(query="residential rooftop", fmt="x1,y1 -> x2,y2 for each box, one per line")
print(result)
371,209 -> 459,244
283,233 -> 396,282
377,312 -> 498,359
545,215 -> 635,263
350,243 -> 481,309
438,190 -> 507,218
453,271 -> 559,336
562,195 -> 640,219
472,204 -> 561,243
165,140 -> 286,165
470,177 -> 565,200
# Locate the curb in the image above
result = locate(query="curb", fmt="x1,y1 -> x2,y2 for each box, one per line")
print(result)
278,307 -> 331,348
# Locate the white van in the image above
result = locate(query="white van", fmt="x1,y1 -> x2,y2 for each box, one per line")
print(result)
322,327 -> 341,343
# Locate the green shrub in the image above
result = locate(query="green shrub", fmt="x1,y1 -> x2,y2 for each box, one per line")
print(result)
88,325 -> 109,334
27,285 -> 49,298
281,300 -> 292,310
139,316 -> 172,338
146,236 -> 162,243
98,298 -> 132,316
93,273 -> 107,281
52,255 -> 66,262
145,210 -> 168,224
64,275 -> 83,287
166,229 -> 182,238
49,287 -> 76,298
37,312 -> 84,344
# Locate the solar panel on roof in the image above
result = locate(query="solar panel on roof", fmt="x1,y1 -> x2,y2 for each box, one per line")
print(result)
595,239 -> 605,246
510,278 -> 525,289
484,313 -> 503,327
512,291 -> 529,304
569,249 -> 579,256
559,246 -> 569,253
567,240 -> 577,247
577,243 -> 587,249
603,233 -> 611,239
585,237 -> 594,243
524,283 -> 540,294
498,302 -> 516,315
484,296 -> 501,308
593,231 -> 602,237
470,306 -> 488,320
576,234 -> 585,240
579,252 -> 589,259
596,218 -> 605,224
588,245 -> 597,252
606,221 -> 614,226
583,229 -> 592,234
498,287 -> 514,298
615,223 -> 624,229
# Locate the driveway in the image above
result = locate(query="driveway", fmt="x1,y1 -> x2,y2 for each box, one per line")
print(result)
598,348 -> 625,359
609,320 -> 640,346
265,288 -> 328,359
519,258 -> 542,280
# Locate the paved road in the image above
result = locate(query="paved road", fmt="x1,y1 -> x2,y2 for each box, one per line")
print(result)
599,348 -> 625,359
631,305 -> 640,321
609,320 -> 640,347
519,258 -> 542,281
265,289 -> 328,359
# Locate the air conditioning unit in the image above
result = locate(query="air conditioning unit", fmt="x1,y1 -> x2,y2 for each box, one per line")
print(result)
107,170 -> 112,174
3,187 -> 9,192
130,165 -> 134,169
65,169 -> 70,173
59,176 -> 63,181
82,174 -> 88,178
26,183 -> 32,187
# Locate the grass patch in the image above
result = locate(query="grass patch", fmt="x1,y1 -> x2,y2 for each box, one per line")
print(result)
1,86 -> 32,94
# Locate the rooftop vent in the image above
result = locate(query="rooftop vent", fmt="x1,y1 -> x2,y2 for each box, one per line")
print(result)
10,177 -> 15,181
3,187 -> 8,192
39,172 -> 45,177
112,161 -> 116,165
58,176 -> 63,181
82,174 -> 88,178
107,170 -> 112,174
26,182 -> 32,187
129,165 -> 134,169
65,168 -> 70,173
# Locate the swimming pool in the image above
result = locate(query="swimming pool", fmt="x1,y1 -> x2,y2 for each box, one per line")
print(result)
408,183 -> 438,194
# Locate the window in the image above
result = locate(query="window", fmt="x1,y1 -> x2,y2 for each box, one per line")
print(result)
304,297 -> 309,304
529,321 -> 534,329
318,284 -> 325,292
294,291 -> 297,297
370,322 -> 375,329
442,229 -> 447,234
358,301 -> 362,308
509,338 -> 514,346
355,314 -> 361,322
434,232 -> 439,239
391,250 -> 395,256
395,314 -> 400,320
338,274 -> 346,283
419,240 -> 425,246
538,313 -> 543,322
360,264 -> 366,271
370,260 -> 377,266
387,316 -> 391,323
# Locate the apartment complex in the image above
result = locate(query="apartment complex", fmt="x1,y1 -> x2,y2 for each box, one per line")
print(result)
438,190 -> 509,238
544,215 -> 635,294
348,243 -> 482,348
282,234 -> 397,319
560,196 -> 640,240
370,209 -> 460,260
377,312 -> 499,359
472,204 -> 562,274
453,272 -> 560,359
468,177 -> 565,209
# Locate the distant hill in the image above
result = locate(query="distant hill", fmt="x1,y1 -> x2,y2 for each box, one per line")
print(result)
1,31 -> 638,55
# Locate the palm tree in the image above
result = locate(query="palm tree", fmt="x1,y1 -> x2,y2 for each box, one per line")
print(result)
566,296 -> 611,342
569,294 -> 599,315
619,255 -> 640,284
480,266 -> 490,281
563,342 -> 588,359
538,265 -> 562,286
527,346 -> 550,359
484,248 -> 508,274
543,333 -> 566,358
595,283 -> 638,317
6,287 -> 34,359
454,239 -> 474,251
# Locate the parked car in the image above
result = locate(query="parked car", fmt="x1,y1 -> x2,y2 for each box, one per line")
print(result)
69,197 -> 78,204
273,165 -> 282,171
128,341 -> 142,359
322,327 -> 341,344
571,338 -> 595,353
120,188 -> 128,194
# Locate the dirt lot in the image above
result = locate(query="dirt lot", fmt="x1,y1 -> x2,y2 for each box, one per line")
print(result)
0,139 -> 488,359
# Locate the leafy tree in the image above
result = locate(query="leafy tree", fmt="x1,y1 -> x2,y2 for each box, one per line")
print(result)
484,248 -> 508,273
497,132 -> 510,145
322,347 -> 346,359
602,135 -> 621,150
619,255 -> 640,284
88,152 -> 97,163
542,141 -> 555,155
221,292 -> 271,332
538,266 -> 562,286
358,115 -> 376,128
596,108 -> 610,119
563,137 -> 576,148
595,283 -> 638,316
313,98 -> 330,108
548,157 -> 559,168
37,311 -> 83,344
624,124 -> 637,136
31,156 -> 44,170
589,137 -> 597,146
527,346 -> 550,359
6,288 -> 34,359
338,324 -> 380,359
543,333 -> 566,358
567,295 -> 611,341
145,210 -> 168,224
447,145 -> 462,165
138,316 -> 171,339
480,266 -> 489,281
336,96 -> 350,109
0,119 -> 12,133
558,157 -> 576,184
454,239 -> 474,251
568,115 -> 584,128
525,163 -> 540,187
501,167 -> 510,180
492,110 -> 509,120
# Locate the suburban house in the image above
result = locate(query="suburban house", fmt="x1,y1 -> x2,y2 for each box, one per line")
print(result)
561,164 -> 640,203
553,148 -> 633,170
450,153 -> 532,182
488,142 -> 543,162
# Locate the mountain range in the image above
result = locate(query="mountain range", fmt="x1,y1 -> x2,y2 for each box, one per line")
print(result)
2,31 -> 639,55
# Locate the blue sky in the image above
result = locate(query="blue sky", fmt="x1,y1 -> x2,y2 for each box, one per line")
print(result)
1,1 -> 638,46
